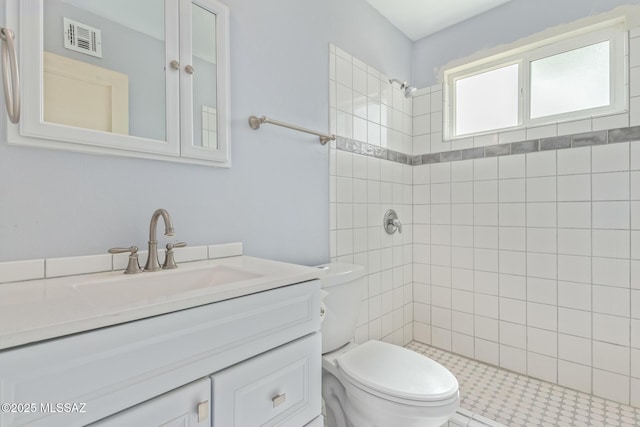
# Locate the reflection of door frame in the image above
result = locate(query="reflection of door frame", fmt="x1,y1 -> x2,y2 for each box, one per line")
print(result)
43,51 -> 129,134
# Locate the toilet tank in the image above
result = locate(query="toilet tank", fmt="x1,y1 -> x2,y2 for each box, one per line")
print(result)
317,263 -> 366,354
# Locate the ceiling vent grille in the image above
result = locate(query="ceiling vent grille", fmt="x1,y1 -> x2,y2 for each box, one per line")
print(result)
63,18 -> 102,58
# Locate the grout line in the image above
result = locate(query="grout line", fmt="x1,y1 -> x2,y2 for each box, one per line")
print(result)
496,158 -> 501,369
524,152 -> 529,379
590,144 -> 595,396
471,160 -> 476,361
630,141 -> 633,407
450,163 -> 453,353
555,149 -> 560,385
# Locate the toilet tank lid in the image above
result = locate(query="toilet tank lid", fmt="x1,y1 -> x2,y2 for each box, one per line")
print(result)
316,263 -> 366,288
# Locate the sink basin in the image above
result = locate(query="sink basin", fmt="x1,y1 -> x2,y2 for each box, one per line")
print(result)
73,265 -> 262,307
0,254 -> 323,351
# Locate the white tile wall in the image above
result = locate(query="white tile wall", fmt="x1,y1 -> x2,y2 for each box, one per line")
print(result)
330,44 -> 413,155
412,142 -> 640,405
411,31 -> 640,407
329,45 -> 414,346
330,30 -> 640,407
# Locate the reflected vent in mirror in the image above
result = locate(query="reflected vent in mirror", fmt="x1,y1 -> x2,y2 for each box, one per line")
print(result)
63,17 -> 102,58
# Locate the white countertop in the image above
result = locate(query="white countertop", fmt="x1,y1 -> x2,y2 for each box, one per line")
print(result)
0,256 -> 323,351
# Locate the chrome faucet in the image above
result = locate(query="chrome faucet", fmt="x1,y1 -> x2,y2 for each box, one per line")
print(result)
144,208 -> 175,272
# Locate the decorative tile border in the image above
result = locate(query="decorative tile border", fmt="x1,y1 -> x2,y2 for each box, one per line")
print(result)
336,126 -> 640,166
336,137 -> 413,165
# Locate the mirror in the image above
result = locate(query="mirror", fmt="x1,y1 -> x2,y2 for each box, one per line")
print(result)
8,0 -> 230,166
192,3 -> 218,149
43,0 -> 168,141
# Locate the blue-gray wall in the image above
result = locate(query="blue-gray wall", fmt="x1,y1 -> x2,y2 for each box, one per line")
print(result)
5,0 -> 638,265
0,0 -> 411,264
412,0 -> 640,88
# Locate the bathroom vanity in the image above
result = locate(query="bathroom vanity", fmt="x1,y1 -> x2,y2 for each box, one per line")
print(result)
0,256 -> 323,427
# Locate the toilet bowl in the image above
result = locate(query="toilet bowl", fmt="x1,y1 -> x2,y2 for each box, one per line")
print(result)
318,263 -> 459,427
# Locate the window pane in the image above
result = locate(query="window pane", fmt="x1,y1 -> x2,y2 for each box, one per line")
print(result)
455,64 -> 519,136
530,41 -> 610,119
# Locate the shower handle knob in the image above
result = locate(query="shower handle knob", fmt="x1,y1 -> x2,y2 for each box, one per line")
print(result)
383,209 -> 402,235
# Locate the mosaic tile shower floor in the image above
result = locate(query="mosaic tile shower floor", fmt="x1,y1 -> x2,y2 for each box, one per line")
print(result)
406,341 -> 640,427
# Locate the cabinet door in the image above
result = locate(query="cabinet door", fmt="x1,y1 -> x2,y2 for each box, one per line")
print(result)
179,0 -> 230,163
211,333 -> 322,427
15,0 -> 181,156
90,378 -> 211,427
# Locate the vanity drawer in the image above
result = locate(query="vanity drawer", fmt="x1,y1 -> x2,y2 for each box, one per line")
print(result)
211,332 -> 321,427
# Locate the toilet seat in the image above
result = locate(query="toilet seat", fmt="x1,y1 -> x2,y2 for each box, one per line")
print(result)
335,340 -> 459,406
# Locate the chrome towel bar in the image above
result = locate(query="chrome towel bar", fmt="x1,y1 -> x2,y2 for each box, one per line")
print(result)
248,115 -> 335,145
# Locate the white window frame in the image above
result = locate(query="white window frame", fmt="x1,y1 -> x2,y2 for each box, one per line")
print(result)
443,19 -> 627,140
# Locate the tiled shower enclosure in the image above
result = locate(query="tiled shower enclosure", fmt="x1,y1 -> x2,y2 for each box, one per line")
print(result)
329,27 -> 640,409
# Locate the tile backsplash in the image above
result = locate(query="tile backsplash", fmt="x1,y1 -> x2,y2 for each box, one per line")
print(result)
0,242 -> 244,283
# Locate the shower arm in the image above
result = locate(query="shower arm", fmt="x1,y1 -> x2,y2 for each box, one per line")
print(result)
389,78 -> 417,98
389,78 -> 408,89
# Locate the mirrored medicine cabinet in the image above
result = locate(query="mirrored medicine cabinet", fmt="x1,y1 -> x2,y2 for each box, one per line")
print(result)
6,0 -> 231,166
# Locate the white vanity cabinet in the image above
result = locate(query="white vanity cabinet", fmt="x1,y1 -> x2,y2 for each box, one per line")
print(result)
0,280 -> 321,427
90,378 -> 211,427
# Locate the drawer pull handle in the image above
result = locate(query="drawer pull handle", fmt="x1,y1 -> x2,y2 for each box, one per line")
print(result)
197,401 -> 209,423
272,393 -> 286,408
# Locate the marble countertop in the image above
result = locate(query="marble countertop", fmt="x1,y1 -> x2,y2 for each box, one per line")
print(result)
0,256 -> 323,351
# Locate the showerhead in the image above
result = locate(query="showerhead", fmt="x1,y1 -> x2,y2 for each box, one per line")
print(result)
403,85 -> 417,98
389,78 -> 417,98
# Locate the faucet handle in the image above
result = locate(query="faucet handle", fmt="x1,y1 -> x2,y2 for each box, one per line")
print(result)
163,242 -> 187,270
108,246 -> 143,274
108,246 -> 138,254
383,209 -> 403,235
167,242 -> 187,251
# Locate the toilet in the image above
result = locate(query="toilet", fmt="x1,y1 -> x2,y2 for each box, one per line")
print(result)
318,263 -> 460,427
